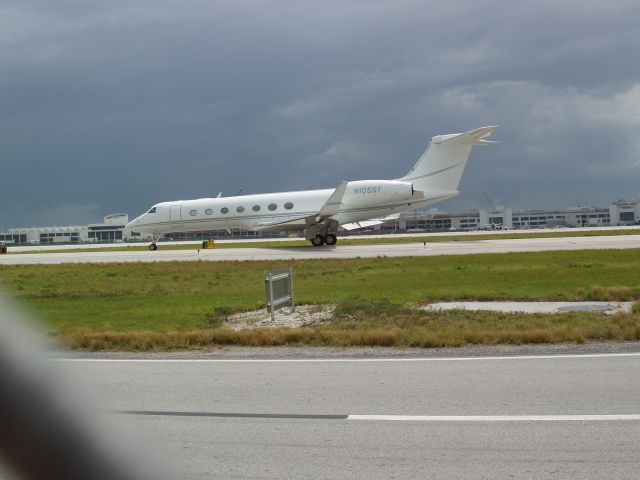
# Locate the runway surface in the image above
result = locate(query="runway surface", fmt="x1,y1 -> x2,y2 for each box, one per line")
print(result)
8,226 -> 638,253
60,351 -> 640,479
2,234 -> 640,264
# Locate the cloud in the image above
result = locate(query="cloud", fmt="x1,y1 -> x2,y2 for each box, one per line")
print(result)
529,84 -> 640,166
0,203 -> 101,230
1,0 -> 640,227
427,80 -> 640,208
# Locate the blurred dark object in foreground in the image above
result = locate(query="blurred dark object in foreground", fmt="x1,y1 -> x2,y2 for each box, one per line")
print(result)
0,295 -> 162,480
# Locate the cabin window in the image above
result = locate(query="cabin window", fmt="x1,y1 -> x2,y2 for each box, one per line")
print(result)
205,208 -> 213,215
252,205 -> 261,212
284,202 -> 294,210
189,210 -> 197,216
221,207 -> 229,214
236,206 -> 245,213
268,203 -> 277,211
148,207 -> 156,214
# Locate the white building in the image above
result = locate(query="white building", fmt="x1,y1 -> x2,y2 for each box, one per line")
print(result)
479,206 -> 513,229
87,213 -> 130,243
2,199 -> 639,246
1,214 -> 130,245
511,206 -> 610,229
397,206 -> 513,232
392,203 -> 621,232
609,199 -> 640,225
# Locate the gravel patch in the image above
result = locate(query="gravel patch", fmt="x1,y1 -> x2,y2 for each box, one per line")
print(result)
425,301 -> 634,315
224,304 -> 335,330
225,301 -> 634,331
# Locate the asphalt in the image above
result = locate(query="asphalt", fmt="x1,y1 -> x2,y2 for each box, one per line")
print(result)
3,230 -> 639,478
8,226 -> 638,253
2,234 -> 640,264
59,350 -> 640,479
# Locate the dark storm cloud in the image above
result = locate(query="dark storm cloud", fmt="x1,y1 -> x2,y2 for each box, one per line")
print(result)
1,0 -> 639,227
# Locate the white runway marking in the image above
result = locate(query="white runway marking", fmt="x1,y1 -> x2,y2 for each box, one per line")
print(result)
113,410 -> 640,422
54,352 -> 640,363
348,414 -> 640,422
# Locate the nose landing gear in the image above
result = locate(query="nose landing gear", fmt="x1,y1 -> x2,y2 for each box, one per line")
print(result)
149,234 -> 160,251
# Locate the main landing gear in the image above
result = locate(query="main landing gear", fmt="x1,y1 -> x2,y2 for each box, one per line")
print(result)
307,221 -> 339,247
310,233 -> 338,247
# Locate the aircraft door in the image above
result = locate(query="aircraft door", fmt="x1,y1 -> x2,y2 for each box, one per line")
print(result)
170,205 -> 183,227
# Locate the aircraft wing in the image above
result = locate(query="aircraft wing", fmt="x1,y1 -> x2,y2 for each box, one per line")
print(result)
341,220 -> 384,231
253,181 -> 348,232
318,181 -> 348,217
253,215 -> 315,232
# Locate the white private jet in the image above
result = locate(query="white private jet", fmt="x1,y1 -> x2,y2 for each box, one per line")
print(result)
127,126 -> 497,249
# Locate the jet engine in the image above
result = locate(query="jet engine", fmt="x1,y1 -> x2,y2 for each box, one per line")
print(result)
343,180 -> 414,207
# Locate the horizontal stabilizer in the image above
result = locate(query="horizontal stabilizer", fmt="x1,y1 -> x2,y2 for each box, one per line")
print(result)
432,126 -> 498,145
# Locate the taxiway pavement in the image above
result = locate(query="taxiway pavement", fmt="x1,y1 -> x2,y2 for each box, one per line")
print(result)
60,351 -> 640,479
2,234 -> 639,264
9,226 -> 638,253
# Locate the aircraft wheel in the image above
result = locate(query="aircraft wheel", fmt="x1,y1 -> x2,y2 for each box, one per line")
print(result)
310,234 -> 325,247
149,243 -> 158,251
324,233 -> 337,246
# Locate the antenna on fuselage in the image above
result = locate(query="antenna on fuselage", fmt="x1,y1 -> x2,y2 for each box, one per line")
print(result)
236,189 -> 243,196
216,192 -> 222,198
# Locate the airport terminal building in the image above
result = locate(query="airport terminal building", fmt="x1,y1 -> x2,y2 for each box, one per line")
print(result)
380,199 -> 639,233
609,198 -> 640,225
0,213 -> 130,246
1,199 -> 639,246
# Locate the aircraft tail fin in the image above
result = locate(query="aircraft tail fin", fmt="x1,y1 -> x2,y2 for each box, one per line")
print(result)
398,126 -> 498,192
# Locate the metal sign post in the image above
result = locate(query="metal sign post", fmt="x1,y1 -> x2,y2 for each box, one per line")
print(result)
264,268 -> 295,321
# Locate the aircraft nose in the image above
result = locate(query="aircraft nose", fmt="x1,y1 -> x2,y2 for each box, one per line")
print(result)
126,216 -> 142,229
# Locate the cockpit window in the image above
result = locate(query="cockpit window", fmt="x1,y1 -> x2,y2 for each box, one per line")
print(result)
148,207 -> 157,214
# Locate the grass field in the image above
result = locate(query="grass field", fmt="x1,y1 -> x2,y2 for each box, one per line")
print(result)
1,249 -> 640,350
9,227 -> 640,254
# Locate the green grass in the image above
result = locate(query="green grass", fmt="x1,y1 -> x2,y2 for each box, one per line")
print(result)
66,301 -> 640,350
1,249 -> 640,349
9,227 -> 640,254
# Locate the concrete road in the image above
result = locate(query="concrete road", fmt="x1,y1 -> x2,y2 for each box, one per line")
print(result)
60,352 -> 640,479
2,234 -> 640,264
9,226 -> 638,253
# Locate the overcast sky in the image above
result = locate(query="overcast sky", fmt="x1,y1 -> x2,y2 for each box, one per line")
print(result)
1,0 -> 639,228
